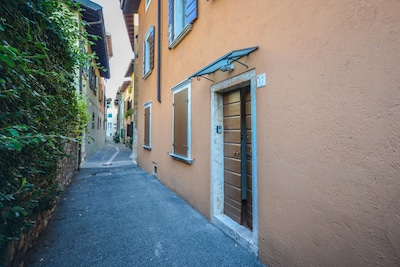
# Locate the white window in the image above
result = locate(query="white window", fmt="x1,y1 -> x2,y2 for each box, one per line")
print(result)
145,0 -> 151,11
143,101 -> 152,150
143,26 -> 155,78
169,79 -> 193,164
168,0 -> 197,48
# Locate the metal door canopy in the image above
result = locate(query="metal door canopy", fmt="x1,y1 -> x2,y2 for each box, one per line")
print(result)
189,46 -> 259,81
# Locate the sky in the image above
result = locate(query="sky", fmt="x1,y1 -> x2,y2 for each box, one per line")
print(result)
93,0 -> 134,100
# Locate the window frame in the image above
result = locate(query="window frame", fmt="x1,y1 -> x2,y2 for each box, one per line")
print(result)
143,26 -> 155,79
169,79 -> 193,164
89,65 -> 98,94
168,0 -> 197,49
143,101 -> 152,150
145,0 -> 151,11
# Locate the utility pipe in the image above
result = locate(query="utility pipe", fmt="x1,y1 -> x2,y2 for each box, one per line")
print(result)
157,0 -> 161,103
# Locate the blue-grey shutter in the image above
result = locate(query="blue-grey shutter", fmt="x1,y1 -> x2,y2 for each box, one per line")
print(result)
149,26 -> 155,70
168,0 -> 174,44
185,0 -> 197,24
142,40 -> 146,77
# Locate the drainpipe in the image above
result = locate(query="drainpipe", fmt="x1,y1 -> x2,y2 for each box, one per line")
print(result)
157,0 -> 161,103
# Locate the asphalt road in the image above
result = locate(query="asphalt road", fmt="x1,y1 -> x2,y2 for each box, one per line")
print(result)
25,143 -> 264,267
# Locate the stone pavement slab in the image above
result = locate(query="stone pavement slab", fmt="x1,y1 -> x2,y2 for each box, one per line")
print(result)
25,144 -> 264,267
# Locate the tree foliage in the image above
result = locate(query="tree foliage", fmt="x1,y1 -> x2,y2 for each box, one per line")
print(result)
0,0 -> 91,261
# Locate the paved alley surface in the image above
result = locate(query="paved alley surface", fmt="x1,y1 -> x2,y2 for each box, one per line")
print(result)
26,143 -> 264,267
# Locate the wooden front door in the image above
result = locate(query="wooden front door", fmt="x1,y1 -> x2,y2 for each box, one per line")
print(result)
223,86 -> 252,230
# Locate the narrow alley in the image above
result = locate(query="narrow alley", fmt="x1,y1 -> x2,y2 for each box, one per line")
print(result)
25,143 -> 264,267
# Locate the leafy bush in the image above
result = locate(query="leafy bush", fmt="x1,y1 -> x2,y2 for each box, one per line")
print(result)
0,0 -> 91,263
113,132 -> 120,143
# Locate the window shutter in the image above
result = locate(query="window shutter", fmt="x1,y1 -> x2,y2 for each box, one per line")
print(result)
149,26 -> 155,70
173,89 -> 188,157
144,106 -> 150,146
142,40 -> 146,77
185,0 -> 197,24
168,0 -> 174,44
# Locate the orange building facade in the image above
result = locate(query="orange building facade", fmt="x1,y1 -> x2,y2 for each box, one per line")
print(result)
121,1 -> 400,266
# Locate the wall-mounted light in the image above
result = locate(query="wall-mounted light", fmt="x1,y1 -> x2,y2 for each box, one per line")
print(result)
220,63 -> 234,72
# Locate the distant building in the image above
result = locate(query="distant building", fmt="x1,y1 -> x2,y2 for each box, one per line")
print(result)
75,0 -> 111,162
105,98 -> 117,141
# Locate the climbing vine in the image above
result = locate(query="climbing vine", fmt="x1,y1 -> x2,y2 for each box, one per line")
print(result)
0,0 -> 94,262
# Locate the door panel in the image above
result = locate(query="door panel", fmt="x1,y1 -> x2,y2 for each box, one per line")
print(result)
224,157 -> 241,174
224,117 -> 241,130
223,87 -> 252,230
224,197 -> 241,224
224,130 -> 241,143
224,170 -> 241,187
224,143 -> 241,159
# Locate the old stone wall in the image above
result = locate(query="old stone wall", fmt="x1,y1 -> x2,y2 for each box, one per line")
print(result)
4,141 -> 78,267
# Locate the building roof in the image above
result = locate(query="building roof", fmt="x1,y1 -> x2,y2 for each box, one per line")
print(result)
120,0 -> 140,14
75,0 -> 111,78
124,59 -> 135,77
106,33 -> 113,59
120,80 -> 131,93
120,0 -> 140,52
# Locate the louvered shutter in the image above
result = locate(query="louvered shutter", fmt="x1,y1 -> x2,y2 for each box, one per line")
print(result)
144,106 -> 150,146
142,40 -> 146,77
185,0 -> 197,24
168,0 -> 174,45
149,26 -> 155,70
173,89 -> 188,157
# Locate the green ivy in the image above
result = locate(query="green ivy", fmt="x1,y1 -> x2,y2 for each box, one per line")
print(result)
0,0 -> 94,263
124,109 -> 134,119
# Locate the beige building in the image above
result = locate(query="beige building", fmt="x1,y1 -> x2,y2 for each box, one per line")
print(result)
121,1 -> 400,266
77,0 -> 111,162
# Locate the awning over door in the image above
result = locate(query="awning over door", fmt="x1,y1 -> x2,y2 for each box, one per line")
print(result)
188,46 -> 258,80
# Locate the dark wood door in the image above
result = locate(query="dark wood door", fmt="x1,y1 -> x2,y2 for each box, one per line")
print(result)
223,86 -> 252,230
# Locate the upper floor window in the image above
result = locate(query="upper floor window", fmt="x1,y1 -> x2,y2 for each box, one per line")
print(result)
89,65 -> 98,95
168,0 -> 197,48
143,26 -> 155,79
145,0 -> 151,11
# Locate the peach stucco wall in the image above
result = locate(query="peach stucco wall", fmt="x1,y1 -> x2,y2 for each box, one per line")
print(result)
134,0 -> 400,266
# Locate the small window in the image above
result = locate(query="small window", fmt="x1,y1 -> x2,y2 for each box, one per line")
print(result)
143,102 -> 152,150
168,0 -> 197,48
108,113 -> 112,118
92,112 -> 95,129
169,80 -> 193,164
143,26 -> 155,79
145,0 -> 151,11
89,65 -> 98,94
107,122 -> 112,129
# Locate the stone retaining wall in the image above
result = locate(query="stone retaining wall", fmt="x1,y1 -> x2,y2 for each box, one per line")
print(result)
4,142 -> 78,267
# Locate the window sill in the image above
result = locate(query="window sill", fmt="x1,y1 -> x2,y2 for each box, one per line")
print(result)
169,24 -> 193,49
143,69 -> 152,80
142,145 -> 152,151
168,153 -> 194,165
